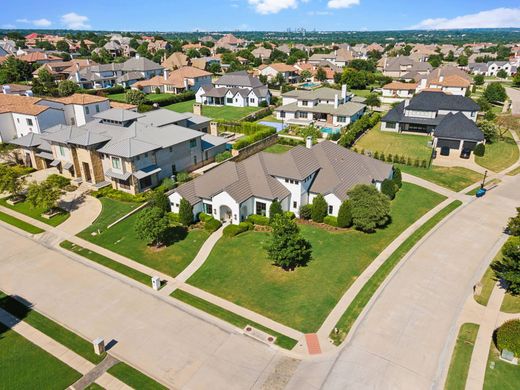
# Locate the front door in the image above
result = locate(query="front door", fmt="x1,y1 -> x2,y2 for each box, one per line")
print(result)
82,162 -> 92,183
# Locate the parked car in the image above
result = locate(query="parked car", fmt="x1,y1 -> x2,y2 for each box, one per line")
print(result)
460,148 -> 471,159
440,146 -> 450,156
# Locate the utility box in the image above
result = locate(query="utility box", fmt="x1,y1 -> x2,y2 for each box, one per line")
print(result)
152,276 -> 161,291
93,337 -> 105,355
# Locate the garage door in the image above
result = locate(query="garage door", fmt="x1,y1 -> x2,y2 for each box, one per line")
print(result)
437,138 -> 461,149
463,141 -> 477,150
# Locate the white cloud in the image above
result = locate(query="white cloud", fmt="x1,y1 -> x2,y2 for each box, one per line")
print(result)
61,12 -> 91,29
15,18 -> 51,27
327,0 -> 360,9
248,0 -> 298,14
2,24 -> 16,29
411,7 -> 520,29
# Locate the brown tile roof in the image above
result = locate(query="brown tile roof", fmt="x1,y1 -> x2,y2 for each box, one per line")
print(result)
0,94 -> 49,115
45,94 -> 108,105
134,66 -> 211,89
161,52 -> 189,70
383,82 -> 418,90
260,63 -> 297,73
428,75 -> 470,88
110,101 -> 137,110
17,52 -> 62,63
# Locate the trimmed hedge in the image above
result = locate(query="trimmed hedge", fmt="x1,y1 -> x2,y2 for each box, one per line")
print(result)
217,121 -> 273,136
324,215 -> 338,227
233,128 -> 277,150
247,214 -> 270,226
198,212 -> 214,223
80,85 -> 125,96
145,91 -> 195,107
46,174 -> 71,189
496,319 -> 520,356
339,112 -> 381,147
204,218 -> 222,233
91,187 -> 150,203
299,204 -> 312,220
223,222 -> 252,237
474,143 -> 485,157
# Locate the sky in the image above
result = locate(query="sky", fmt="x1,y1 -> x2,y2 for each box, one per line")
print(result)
2,0 -> 520,32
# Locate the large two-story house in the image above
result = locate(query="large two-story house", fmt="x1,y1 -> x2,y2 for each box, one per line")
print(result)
195,71 -> 271,108
169,140 -> 392,224
381,91 -> 483,155
274,85 -> 366,128
132,66 -> 212,94
10,108 -> 227,193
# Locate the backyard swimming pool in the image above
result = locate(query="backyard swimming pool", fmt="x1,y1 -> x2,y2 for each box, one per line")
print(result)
300,82 -> 321,89
320,127 -> 341,135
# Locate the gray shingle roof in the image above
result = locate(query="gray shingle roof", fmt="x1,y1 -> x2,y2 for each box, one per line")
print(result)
214,70 -> 264,88
275,101 -> 366,117
406,91 -> 480,112
122,57 -> 163,72
93,109 -> 144,122
433,112 -> 484,142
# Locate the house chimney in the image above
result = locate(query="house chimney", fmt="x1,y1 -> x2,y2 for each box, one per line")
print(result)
341,84 -> 347,101
135,53 -> 140,59
306,136 -> 312,149
404,99 -> 410,108
334,94 -> 339,109
163,69 -> 169,80
439,75 -> 444,82
75,71 -> 81,82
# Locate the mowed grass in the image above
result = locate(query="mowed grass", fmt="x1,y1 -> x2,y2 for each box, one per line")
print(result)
0,323 -> 82,389
330,200 -> 461,344
60,241 -> 153,287
107,93 -> 172,103
171,290 -> 297,350
475,131 -> 519,173
263,143 -> 295,154
165,100 -> 261,121
355,124 -> 433,161
484,345 -> 520,390
501,293 -> 520,313
399,165 -> 483,192
0,210 -> 44,234
108,362 -> 167,390
0,197 -> 70,227
474,266 -> 497,307
0,292 -> 105,364
188,183 -> 445,333
79,198 -> 138,236
444,323 -> 480,390
78,203 -> 210,278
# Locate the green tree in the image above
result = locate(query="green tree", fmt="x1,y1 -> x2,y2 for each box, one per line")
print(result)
0,165 -> 25,196
266,213 -> 312,270
26,180 -> 61,212
275,72 -> 285,86
300,70 -> 312,81
135,207 -> 170,247
428,55 -> 443,68
125,90 -> 147,105
507,208 -> 520,236
381,178 -> 397,200
150,191 -> 170,213
0,56 -> 33,84
269,200 -> 283,223
58,80 -> 79,97
347,184 -> 390,232
476,96 -> 492,112
56,40 -> 70,52
208,62 -> 221,74
479,121 -> 498,143
178,198 -> 193,226
496,69 -> 508,79
364,93 -> 381,109
393,167 -> 402,188
457,55 -> 468,66
337,200 -> 352,228
473,74 -> 485,86
311,194 -> 328,223
315,67 -> 327,82
483,82 -> 507,103
492,237 -> 520,295
513,73 -> 520,87
186,48 -> 201,58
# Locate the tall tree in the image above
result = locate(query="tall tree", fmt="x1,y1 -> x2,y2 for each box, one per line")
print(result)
492,237 -> 520,295
347,184 -> 390,232
178,198 -> 193,226
135,207 -> 170,247
269,200 -> 283,223
311,194 -> 328,223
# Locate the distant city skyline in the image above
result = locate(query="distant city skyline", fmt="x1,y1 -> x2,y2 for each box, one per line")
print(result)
1,1 -> 520,32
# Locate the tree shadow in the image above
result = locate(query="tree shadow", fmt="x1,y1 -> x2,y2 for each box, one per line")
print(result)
163,225 -> 189,246
0,294 -> 33,341
58,193 -> 87,213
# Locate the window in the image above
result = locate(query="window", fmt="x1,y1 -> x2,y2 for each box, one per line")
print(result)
95,105 -> 100,113
285,178 -> 289,183
328,205 -> 333,214
85,106 -> 90,115
256,201 -> 267,216
144,153 -> 148,158
59,145 -> 66,156
385,122 -> 396,129
171,164 -> 177,174
193,155 -> 197,164
302,100 -> 308,106
189,139 -> 197,148
169,146 -> 173,152
17,118 -> 20,123
140,176 -> 152,189
111,157 -> 121,169
204,203 -> 213,215
226,97 -> 233,104
337,116 -> 347,123
26,118 -> 33,126
71,118 -> 75,125
280,111 -> 285,118
293,201 -> 297,208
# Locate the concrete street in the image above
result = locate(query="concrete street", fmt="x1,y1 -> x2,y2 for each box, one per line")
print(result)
287,174 -> 519,390
506,86 -> 520,116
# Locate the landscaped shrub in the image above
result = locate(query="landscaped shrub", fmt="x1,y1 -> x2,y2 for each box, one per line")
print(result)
339,112 -> 381,147
144,91 -> 195,107
223,223 -> 249,237
168,212 -> 180,224
381,179 -> 397,200
278,137 -> 304,146
285,211 -> 295,220
421,159 -> 428,168
348,184 -> 391,233
474,143 -> 485,157
323,215 -> 338,227
337,200 -> 353,228
269,200 -> 283,223
46,174 -> 71,189
91,187 -> 150,203
299,204 -> 312,220
155,178 -> 175,193
204,218 -> 222,233
247,214 -> 270,226
149,191 -> 171,213
198,212 -> 214,223
215,151 -> 232,163
175,171 -> 191,183
496,319 -> 520,356
178,199 -> 193,226
233,128 -> 277,150
217,121 -> 273,136
311,194 -> 328,223
393,167 -> 402,188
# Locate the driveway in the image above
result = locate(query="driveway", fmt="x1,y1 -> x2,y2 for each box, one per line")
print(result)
506,87 -> 520,116
287,174 -> 520,390
0,227 -> 284,389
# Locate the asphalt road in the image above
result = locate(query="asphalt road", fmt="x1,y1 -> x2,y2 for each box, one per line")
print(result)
506,87 -> 520,116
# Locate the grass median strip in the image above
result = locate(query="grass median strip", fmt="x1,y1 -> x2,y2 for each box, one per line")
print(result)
108,362 -> 167,390
0,291 -> 104,364
445,323 -> 480,390
171,289 -> 298,350
0,210 -> 44,234
60,241 -> 153,287
330,200 -> 462,345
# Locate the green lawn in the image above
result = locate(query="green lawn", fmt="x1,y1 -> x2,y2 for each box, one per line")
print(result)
474,266 -> 497,307
263,143 -> 295,154
0,292 -> 105,364
85,384 -> 104,390
165,101 -> 261,121
0,210 -> 44,234
351,88 -> 375,98
0,197 -> 70,227
60,241 -> 153,287
501,293 -> 520,313
107,93 -> 173,103
355,124 -> 433,161
399,165 -> 483,192
0,323 -> 82,389
79,198 -> 138,236
108,362 -> 167,390
484,345 -> 520,390
171,290 -> 297,350
330,200 -> 461,344
445,323 -> 480,390
106,93 -> 126,102
78,205 -> 210,278
507,166 -> 520,176
255,114 -> 282,123
475,131 -> 519,173
188,183 -> 445,333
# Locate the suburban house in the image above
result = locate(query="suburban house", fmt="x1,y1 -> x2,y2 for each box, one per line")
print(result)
468,61 -> 516,77
169,140 -> 392,224
191,56 -> 221,71
295,62 -> 338,84
38,94 -> 111,127
2,84 -> 33,96
195,70 -> 271,108
132,66 -> 212,94
416,75 -> 471,96
258,63 -> 299,83
10,108 -> 227,193
381,91 -> 483,155
16,52 -> 62,65
161,52 -> 189,70
381,82 -> 418,103
308,48 -> 353,67
382,56 -> 433,78
33,59 -> 96,80
274,86 -> 366,128
215,34 -> 245,51
251,47 -> 272,61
